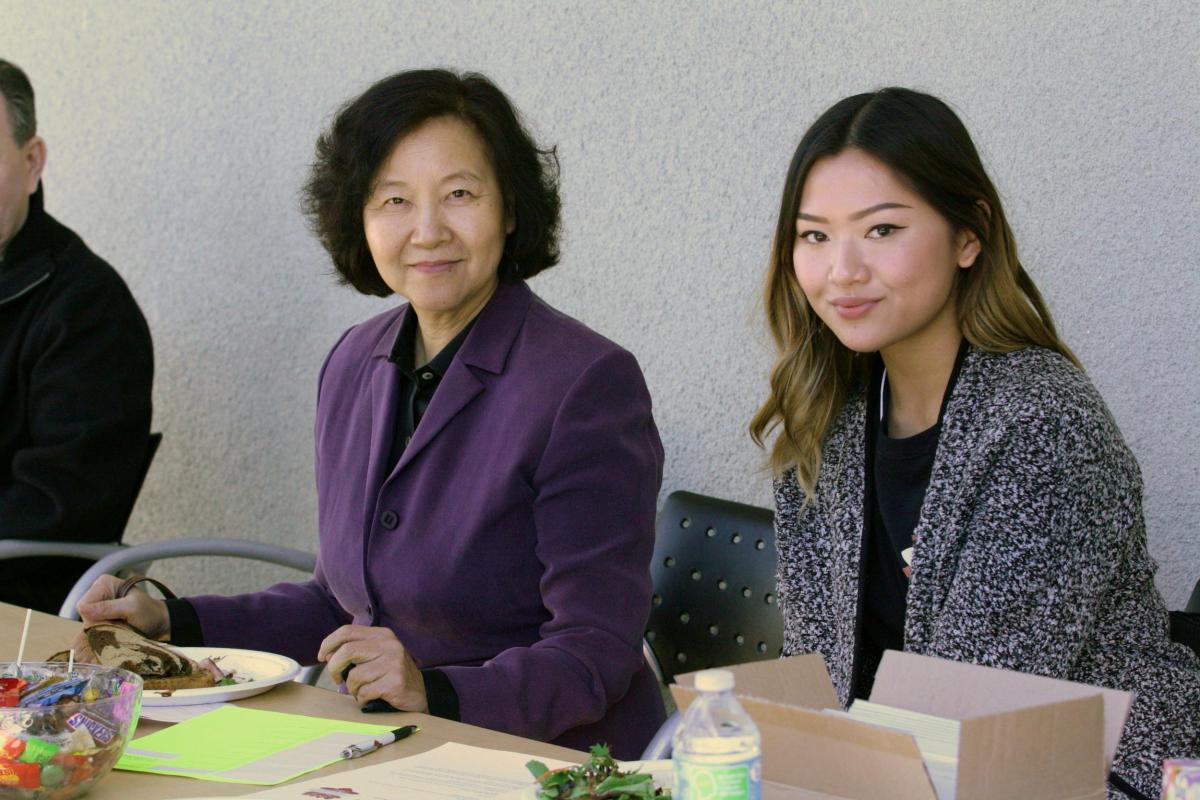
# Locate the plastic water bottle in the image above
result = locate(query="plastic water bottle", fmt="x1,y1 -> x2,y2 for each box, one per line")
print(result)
673,668 -> 762,800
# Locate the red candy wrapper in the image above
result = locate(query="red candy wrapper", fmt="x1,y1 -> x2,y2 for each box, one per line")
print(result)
0,736 -> 24,759
0,677 -> 27,708
0,757 -> 41,788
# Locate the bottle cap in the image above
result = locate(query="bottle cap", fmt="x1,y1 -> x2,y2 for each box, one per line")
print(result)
693,669 -> 734,692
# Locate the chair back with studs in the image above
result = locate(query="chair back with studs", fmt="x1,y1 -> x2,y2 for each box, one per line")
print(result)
645,491 -> 783,685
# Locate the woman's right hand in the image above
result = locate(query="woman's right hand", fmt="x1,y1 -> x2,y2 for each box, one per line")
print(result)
77,575 -> 171,641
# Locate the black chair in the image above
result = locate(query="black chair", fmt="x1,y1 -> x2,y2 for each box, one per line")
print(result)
0,432 -> 163,575
641,491 -> 783,759
119,431 -> 162,532
644,491 -> 783,684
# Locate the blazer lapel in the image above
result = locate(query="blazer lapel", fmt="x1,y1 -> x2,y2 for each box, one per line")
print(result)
363,312 -> 407,495
392,280 -> 533,475
394,359 -> 483,471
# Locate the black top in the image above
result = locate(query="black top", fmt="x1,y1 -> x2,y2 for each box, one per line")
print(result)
0,184 -> 154,613
858,341 -> 967,696
385,305 -> 476,472
168,305 -> 477,720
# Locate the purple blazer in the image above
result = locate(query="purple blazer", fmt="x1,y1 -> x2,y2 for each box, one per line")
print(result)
189,281 -> 667,757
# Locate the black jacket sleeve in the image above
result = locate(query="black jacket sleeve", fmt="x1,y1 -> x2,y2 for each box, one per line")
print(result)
0,242 -> 154,542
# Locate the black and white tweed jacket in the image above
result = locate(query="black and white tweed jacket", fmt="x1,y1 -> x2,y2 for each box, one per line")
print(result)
774,345 -> 1200,798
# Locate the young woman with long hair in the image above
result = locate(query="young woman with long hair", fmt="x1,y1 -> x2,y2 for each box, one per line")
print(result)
752,88 -> 1199,798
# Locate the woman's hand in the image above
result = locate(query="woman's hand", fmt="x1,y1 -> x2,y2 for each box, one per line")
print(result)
76,575 -> 170,640
318,625 -> 428,712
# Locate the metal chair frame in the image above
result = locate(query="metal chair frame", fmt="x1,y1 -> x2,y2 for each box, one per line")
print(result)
57,537 -> 322,685
59,537 -> 316,619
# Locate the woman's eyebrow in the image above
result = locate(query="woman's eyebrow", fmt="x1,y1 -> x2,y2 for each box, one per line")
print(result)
371,171 -> 484,194
850,202 -> 911,220
442,170 -> 483,183
372,178 -> 408,192
797,202 -> 913,223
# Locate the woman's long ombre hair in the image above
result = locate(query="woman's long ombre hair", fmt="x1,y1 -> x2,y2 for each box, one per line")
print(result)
750,88 -> 1078,499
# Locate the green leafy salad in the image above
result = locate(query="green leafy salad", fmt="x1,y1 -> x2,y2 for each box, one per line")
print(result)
525,744 -> 671,799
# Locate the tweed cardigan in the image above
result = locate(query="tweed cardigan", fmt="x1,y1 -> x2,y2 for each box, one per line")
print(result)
774,345 -> 1200,798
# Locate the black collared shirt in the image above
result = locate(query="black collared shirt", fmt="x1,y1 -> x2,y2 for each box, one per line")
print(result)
384,308 -> 476,472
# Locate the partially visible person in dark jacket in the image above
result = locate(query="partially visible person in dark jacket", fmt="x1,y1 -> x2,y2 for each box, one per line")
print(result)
0,59 -> 153,614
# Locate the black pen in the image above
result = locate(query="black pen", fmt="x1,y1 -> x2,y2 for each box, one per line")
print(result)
339,724 -> 420,759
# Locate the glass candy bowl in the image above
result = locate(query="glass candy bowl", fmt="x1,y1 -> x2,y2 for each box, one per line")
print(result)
0,662 -> 142,799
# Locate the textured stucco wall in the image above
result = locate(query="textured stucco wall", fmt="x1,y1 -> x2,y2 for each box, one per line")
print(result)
3,1 -> 1198,606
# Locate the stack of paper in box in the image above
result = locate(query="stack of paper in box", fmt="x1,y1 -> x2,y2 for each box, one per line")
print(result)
834,701 -> 961,799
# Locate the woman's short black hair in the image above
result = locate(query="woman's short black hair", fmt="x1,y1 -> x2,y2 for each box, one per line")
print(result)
303,69 -> 561,296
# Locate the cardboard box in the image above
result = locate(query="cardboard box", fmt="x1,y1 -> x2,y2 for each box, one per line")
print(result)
670,651 -> 1131,800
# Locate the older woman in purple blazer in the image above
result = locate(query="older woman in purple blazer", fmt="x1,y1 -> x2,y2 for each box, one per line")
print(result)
79,69 -> 666,757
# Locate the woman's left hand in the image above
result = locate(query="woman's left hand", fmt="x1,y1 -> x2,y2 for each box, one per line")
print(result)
317,625 -> 429,712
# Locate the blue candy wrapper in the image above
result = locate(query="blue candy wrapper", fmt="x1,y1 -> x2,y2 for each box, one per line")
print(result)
18,676 -> 90,707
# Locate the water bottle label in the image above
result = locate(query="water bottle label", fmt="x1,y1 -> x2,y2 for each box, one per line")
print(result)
675,755 -> 762,800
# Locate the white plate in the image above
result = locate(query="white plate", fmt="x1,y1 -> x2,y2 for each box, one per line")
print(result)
141,647 -> 301,706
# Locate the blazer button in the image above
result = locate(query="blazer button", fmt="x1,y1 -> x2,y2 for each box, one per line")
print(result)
380,510 -> 399,530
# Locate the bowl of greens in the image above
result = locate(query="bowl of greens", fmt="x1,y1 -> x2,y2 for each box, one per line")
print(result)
525,744 -> 671,799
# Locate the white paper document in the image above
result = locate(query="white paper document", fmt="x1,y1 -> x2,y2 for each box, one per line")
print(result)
137,702 -> 230,723
170,747 -> 671,800
240,742 -> 574,800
